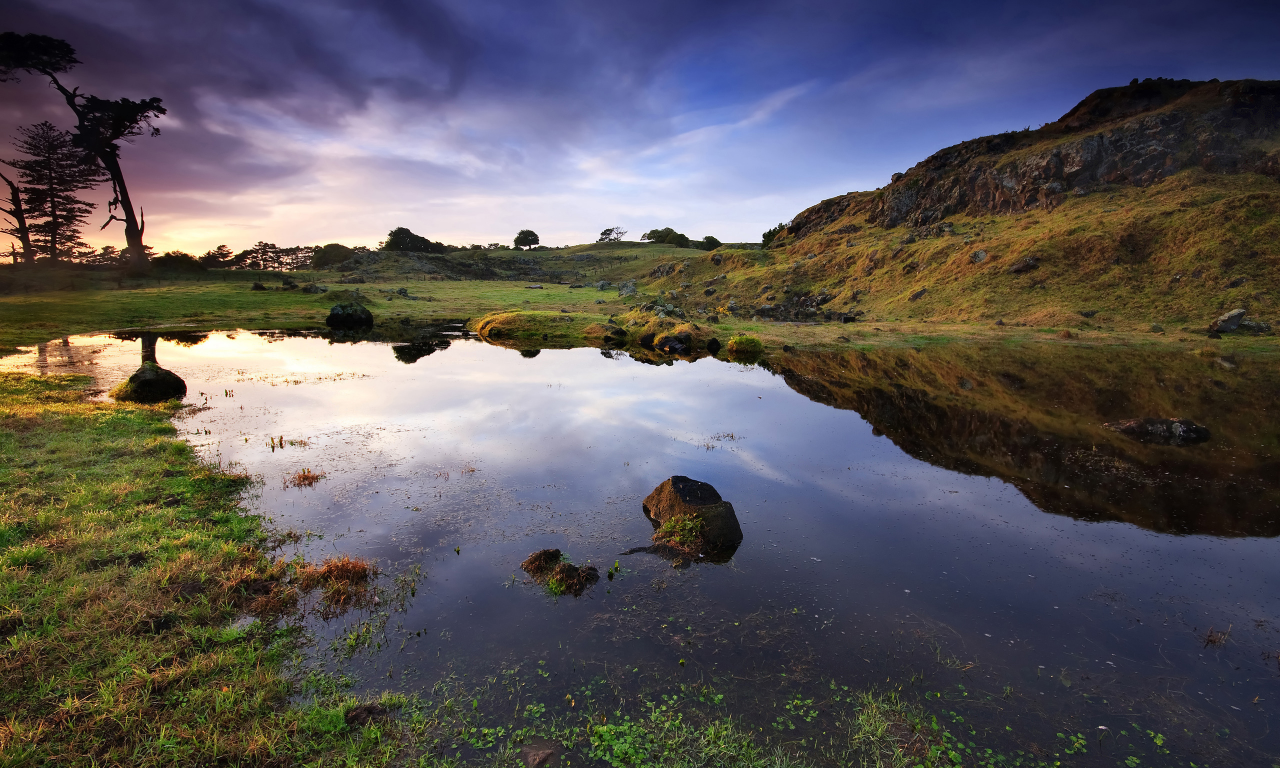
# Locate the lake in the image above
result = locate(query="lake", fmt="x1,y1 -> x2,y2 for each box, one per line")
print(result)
6,329 -> 1279,766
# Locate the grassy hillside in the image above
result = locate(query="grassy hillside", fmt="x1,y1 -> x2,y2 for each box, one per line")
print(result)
631,169 -> 1279,330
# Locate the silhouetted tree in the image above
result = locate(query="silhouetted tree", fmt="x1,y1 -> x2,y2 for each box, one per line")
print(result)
152,250 -> 205,271
312,242 -> 354,268
514,229 -> 539,249
5,121 -> 108,261
597,226 -> 626,243
0,169 -> 34,264
0,32 -> 166,272
382,227 -> 446,254
199,244 -> 234,268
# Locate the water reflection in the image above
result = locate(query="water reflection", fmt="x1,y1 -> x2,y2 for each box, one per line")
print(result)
767,347 -> 1280,536
4,331 -> 1280,765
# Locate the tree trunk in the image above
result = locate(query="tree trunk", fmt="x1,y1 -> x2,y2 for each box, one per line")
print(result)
0,171 -> 36,265
98,153 -> 147,272
140,333 -> 158,365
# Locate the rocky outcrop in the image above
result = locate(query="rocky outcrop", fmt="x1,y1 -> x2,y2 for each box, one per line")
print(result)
779,78 -> 1280,237
1104,418 -> 1211,446
326,301 -> 374,329
642,477 -> 743,557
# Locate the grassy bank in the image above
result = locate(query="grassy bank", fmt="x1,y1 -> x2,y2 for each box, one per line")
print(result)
0,371 -> 305,763
2,264 -> 1276,362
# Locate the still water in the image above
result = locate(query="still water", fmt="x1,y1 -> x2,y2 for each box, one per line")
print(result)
6,330 -> 1280,766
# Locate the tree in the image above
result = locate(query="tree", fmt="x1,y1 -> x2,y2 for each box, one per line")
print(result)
640,227 -> 673,242
0,169 -> 34,264
312,243 -> 354,268
0,32 -> 166,272
5,122 -> 109,261
597,226 -> 626,243
762,222 -> 788,249
199,244 -> 235,268
514,229 -> 539,249
698,235 -> 721,251
640,227 -> 690,248
382,227 -> 446,254
151,250 -> 204,271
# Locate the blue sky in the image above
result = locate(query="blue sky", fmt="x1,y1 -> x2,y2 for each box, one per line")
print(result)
3,0 -> 1279,253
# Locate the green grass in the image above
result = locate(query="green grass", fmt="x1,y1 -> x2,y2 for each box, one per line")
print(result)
0,371 -> 306,763
763,168 -> 1280,329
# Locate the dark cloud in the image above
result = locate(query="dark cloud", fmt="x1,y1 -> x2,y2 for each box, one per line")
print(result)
3,0 -> 1279,250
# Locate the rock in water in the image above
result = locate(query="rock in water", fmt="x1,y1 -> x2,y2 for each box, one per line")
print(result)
706,338 -> 722,355
520,548 -> 599,596
642,476 -> 743,555
1104,418 -> 1210,446
326,301 -> 374,329
1209,308 -> 1247,333
110,363 -> 187,403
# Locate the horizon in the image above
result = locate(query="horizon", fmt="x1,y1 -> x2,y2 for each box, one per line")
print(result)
3,0 -> 1280,255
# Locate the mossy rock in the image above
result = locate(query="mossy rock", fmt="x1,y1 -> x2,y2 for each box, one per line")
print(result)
642,476 -> 742,558
725,334 -> 764,361
109,363 -> 187,404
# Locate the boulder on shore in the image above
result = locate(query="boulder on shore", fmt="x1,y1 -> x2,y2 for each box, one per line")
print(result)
326,301 -> 374,329
110,363 -> 187,403
642,476 -> 743,558
1209,308 -> 1247,333
1104,417 -> 1210,446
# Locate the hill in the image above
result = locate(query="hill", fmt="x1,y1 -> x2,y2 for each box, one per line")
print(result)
637,78 -> 1280,331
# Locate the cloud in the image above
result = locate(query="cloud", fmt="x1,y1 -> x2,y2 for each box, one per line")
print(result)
3,0 -> 1279,252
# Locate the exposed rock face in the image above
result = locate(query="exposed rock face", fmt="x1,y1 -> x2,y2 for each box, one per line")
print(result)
1210,308 -> 1247,332
1104,418 -> 1211,446
779,79 -> 1280,237
642,477 -> 743,556
326,301 -> 374,329
110,363 -> 187,403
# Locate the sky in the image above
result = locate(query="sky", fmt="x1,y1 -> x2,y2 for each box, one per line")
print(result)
3,0 -> 1280,254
